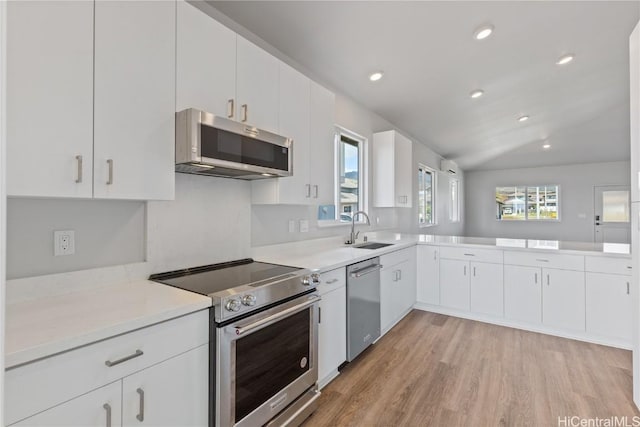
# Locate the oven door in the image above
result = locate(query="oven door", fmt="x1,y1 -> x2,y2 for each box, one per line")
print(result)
216,293 -> 320,427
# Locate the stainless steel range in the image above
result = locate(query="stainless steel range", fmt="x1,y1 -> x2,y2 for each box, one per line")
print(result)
150,259 -> 321,427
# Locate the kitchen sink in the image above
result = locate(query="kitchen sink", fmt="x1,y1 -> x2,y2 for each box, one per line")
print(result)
353,242 -> 394,250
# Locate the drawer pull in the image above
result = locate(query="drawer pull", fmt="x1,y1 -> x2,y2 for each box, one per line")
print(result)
136,388 -> 145,422
325,278 -> 339,284
534,273 -> 538,284
627,266 -> 632,270
75,155 -> 83,183
473,266 -> 476,277
464,265 -> 467,276
463,253 -> 475,256
105,349 -> 143,367
536,259 -> 549,262
627,282 -> 630,295
106,159 -> 114,185
103,403 -> 112,427
547,274 -> 550,286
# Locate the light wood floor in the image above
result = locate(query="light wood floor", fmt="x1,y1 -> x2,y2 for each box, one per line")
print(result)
304,310 -> 639,427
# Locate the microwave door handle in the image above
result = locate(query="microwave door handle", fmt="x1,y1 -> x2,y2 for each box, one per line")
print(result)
234,296 -> 320,336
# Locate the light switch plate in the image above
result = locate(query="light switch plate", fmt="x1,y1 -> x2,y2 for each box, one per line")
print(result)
299,219 -> 309,233
54,230 -> 75,256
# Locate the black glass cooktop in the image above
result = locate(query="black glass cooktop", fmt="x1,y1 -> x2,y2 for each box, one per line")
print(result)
149,259 -> 302,296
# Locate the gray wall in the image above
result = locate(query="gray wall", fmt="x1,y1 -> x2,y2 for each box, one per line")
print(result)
464,161 -> 630,242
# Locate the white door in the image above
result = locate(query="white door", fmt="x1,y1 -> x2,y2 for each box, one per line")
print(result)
594,185 -> 631,243
439,259 -> 470,310
309,82 -> 336,206
13,382 -> 122,427
542,268 -> 586,331
318,286 -> 347,385
122,345 -> 208,426
94,0 -> 175,200
417,246 -> 440,305
176,0 -> 236,116
586,272 -> 633,342
6,0 -> 94,198
236,36 -> 279,133
504,265 -> 542,324
470,262 -> 503,317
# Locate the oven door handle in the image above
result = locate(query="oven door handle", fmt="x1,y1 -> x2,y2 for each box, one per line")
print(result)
234,295 -> 321,336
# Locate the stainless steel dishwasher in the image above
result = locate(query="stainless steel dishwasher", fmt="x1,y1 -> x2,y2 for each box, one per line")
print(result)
346,257 -> 382,362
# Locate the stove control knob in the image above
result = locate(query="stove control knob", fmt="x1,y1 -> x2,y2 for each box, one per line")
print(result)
301,276 -> 311,286
225,299 -> 241,312
310,273 -> 321,285
241,294 -> 257,306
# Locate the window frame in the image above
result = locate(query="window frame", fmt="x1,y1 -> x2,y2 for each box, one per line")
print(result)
449,178 -> 460,223
317,126 -> 368,227
495,184 -> 561,222
418,164 -> 437,228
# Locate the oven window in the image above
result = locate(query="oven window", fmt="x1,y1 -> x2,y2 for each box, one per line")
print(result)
235,309 -> 310,422
200,125 -> 289,172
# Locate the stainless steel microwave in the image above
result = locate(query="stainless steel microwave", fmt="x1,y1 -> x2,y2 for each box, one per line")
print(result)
175,108 -> 293,179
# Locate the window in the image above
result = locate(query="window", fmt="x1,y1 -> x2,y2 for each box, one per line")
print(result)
418,165 -> 436,226
449,179 -> 460,222
317,128 -> 365,223
496,185 -> 559,221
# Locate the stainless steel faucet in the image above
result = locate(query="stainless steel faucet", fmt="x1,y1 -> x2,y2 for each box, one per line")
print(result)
346,211 -> 371,245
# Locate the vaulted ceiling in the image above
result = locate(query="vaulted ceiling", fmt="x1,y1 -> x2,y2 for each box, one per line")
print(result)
209,1 -> 639,170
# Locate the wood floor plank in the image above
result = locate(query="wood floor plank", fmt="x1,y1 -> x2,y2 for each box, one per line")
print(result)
304,311 -> 640,427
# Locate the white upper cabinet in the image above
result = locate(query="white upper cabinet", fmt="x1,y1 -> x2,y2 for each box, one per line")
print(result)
372,130 -> 413,207
176,0 -> 236,117
7,1 -> 94,198
236,36 -> 279,133
93,0 -> 176,200
309,82 -> 337,206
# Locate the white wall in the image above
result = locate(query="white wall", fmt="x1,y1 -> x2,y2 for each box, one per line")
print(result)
464,161 -> 630,242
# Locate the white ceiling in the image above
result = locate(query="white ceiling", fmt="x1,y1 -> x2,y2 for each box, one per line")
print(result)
208,1 -> 639,171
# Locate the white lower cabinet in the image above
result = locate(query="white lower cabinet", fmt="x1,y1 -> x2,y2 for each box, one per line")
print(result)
542,268 -> 585,332
469,262 -> 503,317
439,259 -> 470,311
504,265 -> 542,324
380,248 -> 417,333
13,382 -> 122,427
317,267 -> 346,388
417,245 -> 439,305
586,272 -> 632,342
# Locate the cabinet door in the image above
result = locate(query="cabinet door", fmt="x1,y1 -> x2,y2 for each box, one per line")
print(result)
398,250 -> 417,314
13,382 -> 122,427
504,265 -> 541,324
394,132 -> 413,207
122,345 -> 208,427
94,0 -> 175,200
542,268 -> 585,331
470,262 -> 503,317
318,286 -> 347,385
309,82 -> 336,206
380,266 -> 397,333
586,272 -> 632,342
236,36 -> 279,133
439,259 -> 470,310
176,0 -> 236,116
417,246 -> 440,304
7,0 -> 94,198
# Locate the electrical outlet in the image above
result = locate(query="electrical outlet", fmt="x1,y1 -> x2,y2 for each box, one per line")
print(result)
54,230 -> 75,256
288,220 -> 296,233
299,219 -> 309,233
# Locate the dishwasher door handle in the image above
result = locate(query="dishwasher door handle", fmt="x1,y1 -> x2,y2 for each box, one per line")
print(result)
350,264 -> 383,278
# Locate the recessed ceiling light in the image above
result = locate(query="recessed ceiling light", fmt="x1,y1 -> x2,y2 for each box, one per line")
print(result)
556,54 -> 575,65
518,115 -> 530,122
474,25 -> 494,40
369,72 -> 384,82
470,89 -> 484,99
543,144 -> 551,149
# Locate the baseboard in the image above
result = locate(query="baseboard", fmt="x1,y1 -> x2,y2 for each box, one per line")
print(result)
413,302 -> 632,350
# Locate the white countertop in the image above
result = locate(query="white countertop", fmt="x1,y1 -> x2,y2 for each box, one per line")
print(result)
5,278 -> 211,369
252,232 -> 631,271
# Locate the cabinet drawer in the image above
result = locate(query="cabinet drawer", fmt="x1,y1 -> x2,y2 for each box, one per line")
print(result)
439,246 -> 503,264
585,256 -> 632,276
381,247 -> 414,270
504,251 -> 584,271
318,267 -> 346,295
6,310 -> 209,425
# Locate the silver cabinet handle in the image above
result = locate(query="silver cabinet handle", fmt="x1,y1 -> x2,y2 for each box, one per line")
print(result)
136,388 -> 145,422
325,278 -> 339,284
103,404 -> 112,427
627,282 -> 630,295
398,269 -> 402,281
75,155 -> 83,183
241,104 -> 248,122
105,349 -> 143,367
433,251 -> 437,261
473,266 -> 476,277
227,99 -> 235,119
350,264 -> 383,278
464,253 -> 475,257
313,185 -> 318,198
534,272 -> 538,284
318,306 -> 322,324
305,184 -> 311,198
547,274 -> 550,286
464,265 -> 467,276
536,259 -> 549,263
106,159 -> 114,185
